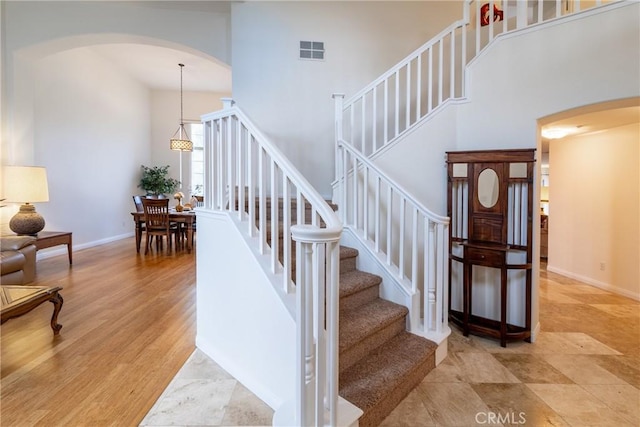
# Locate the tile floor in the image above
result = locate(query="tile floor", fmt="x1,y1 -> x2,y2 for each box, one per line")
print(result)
140,267 -> 639,427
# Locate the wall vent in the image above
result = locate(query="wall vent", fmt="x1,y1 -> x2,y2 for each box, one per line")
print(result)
299,41 -> 324,60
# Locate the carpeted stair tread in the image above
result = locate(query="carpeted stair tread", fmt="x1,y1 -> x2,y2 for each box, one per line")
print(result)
339,331 -> 437,427
339,246 -> 358,273
339,298 -> 408,353
339,270 -> 381,299
340,246 -> 359,260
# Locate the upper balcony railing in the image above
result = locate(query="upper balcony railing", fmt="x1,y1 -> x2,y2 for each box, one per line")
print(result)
336,0 -> 618,158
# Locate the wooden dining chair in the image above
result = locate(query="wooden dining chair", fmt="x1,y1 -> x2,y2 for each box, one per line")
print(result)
133,195 -> 156,247
132,195 -> 145,213
141,197 -> 179,254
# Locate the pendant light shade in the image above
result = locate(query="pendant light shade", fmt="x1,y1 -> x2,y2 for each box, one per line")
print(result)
170,133 -> 193,151
170,63 -> 193,152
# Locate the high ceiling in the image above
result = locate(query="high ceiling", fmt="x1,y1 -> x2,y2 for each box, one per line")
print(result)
88,43 -> 231,93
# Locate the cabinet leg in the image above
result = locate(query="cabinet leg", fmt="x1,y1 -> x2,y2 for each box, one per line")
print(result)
463,263 -> 471,337
500,266 -> 507,347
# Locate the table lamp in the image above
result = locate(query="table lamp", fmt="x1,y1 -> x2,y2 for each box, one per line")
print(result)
2,166 -> 50,235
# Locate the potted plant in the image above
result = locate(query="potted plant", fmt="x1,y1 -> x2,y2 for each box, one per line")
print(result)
138,165 -> 180,197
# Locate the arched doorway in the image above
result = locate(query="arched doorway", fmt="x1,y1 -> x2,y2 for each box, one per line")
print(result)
2,33 -> 231,247
538,98 -> 640,299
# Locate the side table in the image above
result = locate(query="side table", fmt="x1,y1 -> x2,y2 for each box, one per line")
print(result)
1,285 -> 64,335
35,231 -> 72,265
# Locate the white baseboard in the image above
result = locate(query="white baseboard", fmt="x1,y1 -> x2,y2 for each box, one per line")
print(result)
36,232 -> 134,261
546,265 -> 640,302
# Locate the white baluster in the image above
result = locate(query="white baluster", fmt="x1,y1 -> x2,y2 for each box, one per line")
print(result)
372,87 -> 378,152
399,197 -> 406,280
394,70 -> 400,137
406,61 -> 411,130
416,55 -> 422,121
438,39 -> 444,105
361,94 -> 366,154
450,28 -> 456,98
383,79 -> 389,145
270,160 -> 278,273
428,47 -> 433,113
363,167 -> 369,241
375,176 -> 381,253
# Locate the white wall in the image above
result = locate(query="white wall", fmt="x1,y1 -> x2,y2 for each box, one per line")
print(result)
373,103 -> 459,216
196,211 -> 296,410
28,47 -> 150,246
231,1 -> 462,196
548,123 -> 639,300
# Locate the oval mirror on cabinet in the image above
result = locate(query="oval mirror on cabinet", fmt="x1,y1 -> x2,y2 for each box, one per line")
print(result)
478,168 -> 499,208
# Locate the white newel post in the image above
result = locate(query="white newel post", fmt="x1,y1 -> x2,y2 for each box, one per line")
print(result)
296,238 -> 315,427
221,97 -> 235,110
291,224 -> 342,427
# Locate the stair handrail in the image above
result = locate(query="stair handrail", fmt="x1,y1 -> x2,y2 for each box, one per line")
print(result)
335,138 -> 450,341
201,99 -> 343,427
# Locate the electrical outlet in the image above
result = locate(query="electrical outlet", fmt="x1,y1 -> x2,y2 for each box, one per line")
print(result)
600,262 -> 605,271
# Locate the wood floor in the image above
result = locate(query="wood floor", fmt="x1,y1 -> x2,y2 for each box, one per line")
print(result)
1,237 -> 196,426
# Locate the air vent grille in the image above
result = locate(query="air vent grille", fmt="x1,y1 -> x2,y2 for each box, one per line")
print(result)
300,41 -> 324,60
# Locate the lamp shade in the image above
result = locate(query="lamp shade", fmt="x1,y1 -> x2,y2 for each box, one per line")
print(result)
3,166 -> 49,203
170,138 -> 193,152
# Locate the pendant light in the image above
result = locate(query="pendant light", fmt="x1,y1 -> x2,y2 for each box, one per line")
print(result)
170,63 -> 193,152
169,63 -> 192,191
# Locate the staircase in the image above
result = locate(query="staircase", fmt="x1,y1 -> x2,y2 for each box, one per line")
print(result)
338,246 -> 436,427
260,199 -> 437,426
201,101 -> 443,426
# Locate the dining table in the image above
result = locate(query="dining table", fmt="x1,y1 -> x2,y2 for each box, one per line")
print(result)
131,209 -> 196,254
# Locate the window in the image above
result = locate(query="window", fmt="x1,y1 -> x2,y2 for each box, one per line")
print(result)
189,123 -> 204,196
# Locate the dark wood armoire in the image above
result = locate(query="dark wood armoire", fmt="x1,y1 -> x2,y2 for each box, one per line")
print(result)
446,149 -> 535,347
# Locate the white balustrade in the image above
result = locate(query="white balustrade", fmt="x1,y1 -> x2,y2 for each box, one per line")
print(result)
202,101 -> 343,426
335,140 -> 450,340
